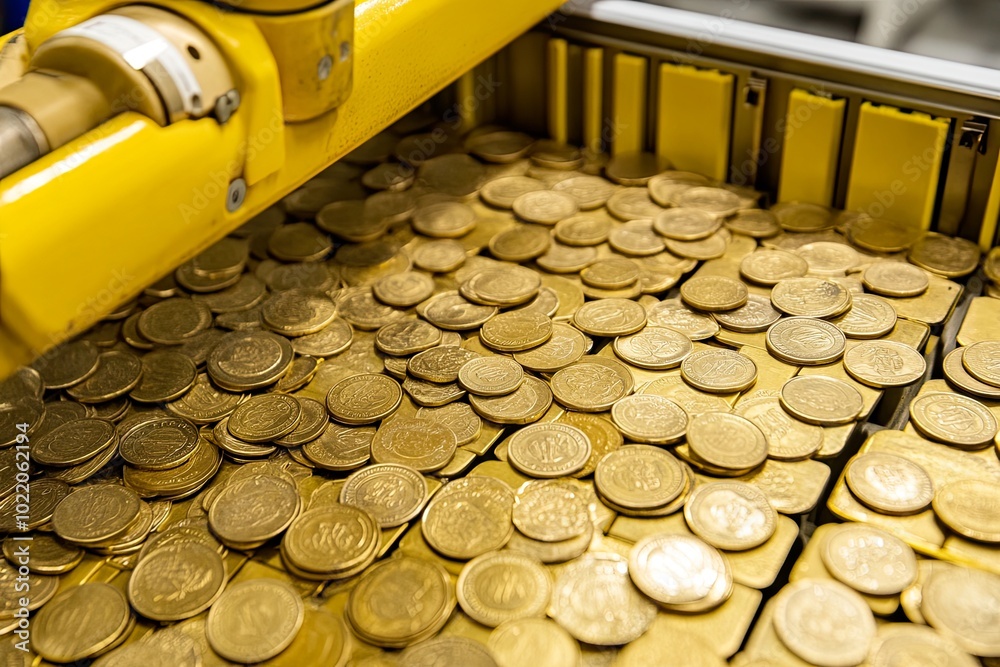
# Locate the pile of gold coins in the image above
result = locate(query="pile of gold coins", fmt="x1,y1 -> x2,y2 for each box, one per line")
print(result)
2,118 -> 1000,667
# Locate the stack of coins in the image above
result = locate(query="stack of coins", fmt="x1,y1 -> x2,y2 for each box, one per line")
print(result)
1,116 -> 996,665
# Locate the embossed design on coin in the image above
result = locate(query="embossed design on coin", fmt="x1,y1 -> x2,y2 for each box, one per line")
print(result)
206,579 -> 304,663
713,294 -> 782,333
862,261 -> 929,297
422,476 -> 514,560
773,579 -> 876,667
920,566 -> 1000,657
820,524 -> 917,595
779,375 -> 863,426
611,394 -> 687,444
613,326 -> 693,370
909,391 -> 997,448
846,452 -> 934,516
340,463 -> 428,528
628,533 -> 731,607
551,357 -> 634,412
681,348 -> 757,393
831,293 -> 897,339
370,417 -> 457,472
843,340 -> 926,388
416,402 -> 482,446
227,394 -> 302,442
513,480 -> 590,542
770,277 -> 852,318
282,504 -> 380,577
513,323 -> 588,373
594,445 -> 687,510
645,299 -> 719,340
457,551 -> 551,628
962,340 -> 1000,388
680,276 -> 749,312
326,373 -> 402,425
572,298 -> 647,337
686,412 -> 768,472
32,583 -> 131,663
128,542 -> 225,621
932,479 -> 1000,543
507,423 -> 592,478
684,480 -> 776,551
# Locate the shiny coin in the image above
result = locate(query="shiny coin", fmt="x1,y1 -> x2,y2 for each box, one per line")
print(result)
261,290 -> 337,336
594,445 -> 686,510
580,257 -> 641,290
120,416 -> 200,470
773,579 -> 876,667
371,417 -> 456,472
207,330 -> 293,390
457,551 -> 551,628
290,318 -> 353,357
166,373 -> 244,424
416,402 -> 482,445
820,524 -> 917,595
372,271 -> 435,308
418,153 -> 485,196
552,175 -> 616,209
412,240 -> 468,273
0,559 -> 57,617
736,396 -> 823,461
687,412 -> 767,471
408,346 -> 481,383
420,291 -> 498,330
463,266 -> 541,307
609,219 -> 667,256
646,299 -> 719,340
628,533 -> 731,606
66,350 -> 142,403
909,391 -> 997,448
867,623 -> 980,667
326,373 -> 402,425
458,356 -> 524,396
548,552 -> 656,646
374,320 -> 442,356
681,348 -> 757,393
412,201 -> 477,238
672,186 -> 741,216
487,618 -> 580,667
613,326 -> 692,370
844,340 -> 926,388
489,225 -> 551,262
611,394 -> 687,444
347,557 -> 454,648
831,293 -> 897,339
513,190 -> 579,225
507,423 -> 592,478
469,375 -> 553,425
846,451 -> 934,515
32,341 -> 99,390
796,241 -> 860,275
921,566 -> 1000,657
206,579 -> 304,663
572,298 -> 647,337
513,322 -> 589,373
129,351 -> 197,403
554,215 -> 611,246
52,484 -> 141,545
480,175 -> 547,209
725,209 -> 781,238
480,311 -> 553,352
340,463 -> 428,528
551,356 -> 634,412
399,637 -> 497,667
2,534 -> 82,575
33,583 -> 132,664
208,474 -> 300,546
608,187 -> 663,220
31,418 -> 116,467
739,249 -> 809,286
713,294 -> 782,333
282,504 -> 380,576
267,222 -> 331,261
772,201 -> 833,232
908,233 -> 981,278
228,394 -> 302,442
684,480 -> 776,550
932,479 -> 1000,543
862,261 -> 930,297
422,476 -> 514,560
137,298 -> 213,345
127,542 -> 225,621
962,340 -> 1000,388
943,347 -> 1000,400
680,275 -> 748,312
771,277 -> 852,318
779,375 -> 863,425
653,207 -> 722,240
513,479 -> 590,542
301,423 -> 374,471
605,152 -> 669,185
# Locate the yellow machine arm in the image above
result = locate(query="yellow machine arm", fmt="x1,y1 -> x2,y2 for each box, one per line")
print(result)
0,0 -> 564,375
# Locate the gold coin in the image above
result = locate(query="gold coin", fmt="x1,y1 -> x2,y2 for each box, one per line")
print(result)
653,207 -> 722,241
416,401 -> 482,445
920,566 -> 1000,657
301,423 -> 374,471
418,153 -> 486,196
480,311 -> 553,352
2,534 -> 82,575
846,217 -> 921,253
408,346 -> 481,383
962,340 -> 1000,388
119,416 -> 200,470
830,293 -> 897,339
165,373 -> 244,424
772,579 -> 876,667
820,523 -> 917,595
32,340 -> 99,390
290,318 -> 354,357
347,557 -> 455,648
122,435 -> 221,497
594,445 -> 686,510
513,322 -> 589,372
932,479 -> 1000,543
207,330 -> 294,390
739,249 -> 809,286
31,418 -> 116,467
506,520 -> 594,564
628,533 -> 731,606
554,215 -> 611,246
684,480 -> 776,550
679,275 -> 749,312
137,298 -> 213,345
326,373 -> 402,425
65,350 -> 143,403
462,266 -> 541,307
33,583 -> 132,663
942,347 -> 1000,400
480,175 -> 547,209
422,476 -> 514,560
907,233 -> 982,278
361,162 -> 414,191
551,356 -> 634,412
127,542 -> 225,621
862,261 -> 930,297
771,201 -> 834,232
0,558 -> 58,618
412,239 -> 468,273
779,375 -> 863,425
208,474 -> 300,546
52,484 -> 141,545
580,257 -> 640,290
795,241 -> 860,275
398,636 -> 496,667
206,579 -> 304,663
507,423 -> 592,478
227,394 -> 302,443
419,291 -> 497,330
607,187 -> 664,220
557,412 -> 622,478
985,247 -> 1000,283
736,396 -> 823,461
488,224 -> 551,262
714,294 -> 782,333
770,277 -> 852,318
572,298 -> 647,337
605,151 -> 669,186
513,479 -> 590,542
846,451 -> 933,515
512,190 -> 579,225
552,174 -> 616,209
613,325 -> 692,370
337,286 -> 409,331
371,417 -> 457,472
843,339 -> 927,388
725,208 -> 781,238
457,357 -> 524,396
548,552 -> 656,646
868,623 -> 980,667
646,299 -> 719,340
909,391 -> 997,448
316,200 -> 387,242
488,618 -> 580,667
680,348 -> 757,393
611,394 -> 687,444
538,241 -> 598,273
374,320 -> 442,356
340,463 -> 428,528
686,412 -> 767,471
469,375 -> 552,425
372,271 -> 435,308
608,220 -> 667,256
129,350 -> 197,403
412,201 -> 477,238
282,504 -> 380,577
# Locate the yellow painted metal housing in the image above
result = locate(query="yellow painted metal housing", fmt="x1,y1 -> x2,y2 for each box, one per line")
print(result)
778,89 -> 845,206
655,63 -> 733,181
0,0 -> 564,375
845,101 -> 949,229
611,53 -> 647,156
